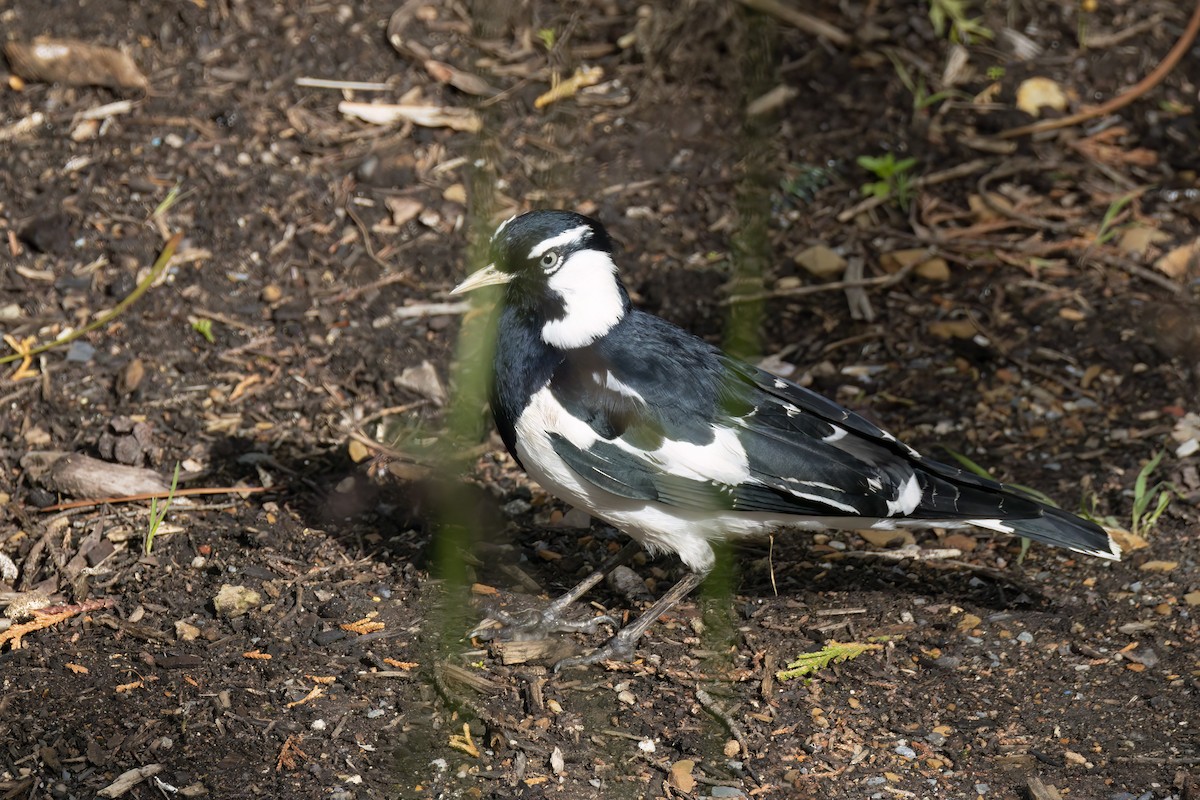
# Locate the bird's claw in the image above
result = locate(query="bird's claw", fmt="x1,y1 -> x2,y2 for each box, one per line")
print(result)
470,606 -> 618,642
552,629 -> 639,672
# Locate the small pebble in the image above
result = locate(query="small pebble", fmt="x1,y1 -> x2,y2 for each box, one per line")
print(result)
710,788 -> 746,798
311,719 -> 327,731
366,708 -> 385,719
1017,631 -> 1034,644
66,341 -> 95,363
314,629 -> 347,646
502,499 -> 532,517
975,783 -> 990,794
637,739 -> 655,753
894,744 -> 917,759
866,776 -> 887,786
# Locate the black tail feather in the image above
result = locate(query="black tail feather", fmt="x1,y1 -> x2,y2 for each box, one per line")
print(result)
1005,506 -> 1121,560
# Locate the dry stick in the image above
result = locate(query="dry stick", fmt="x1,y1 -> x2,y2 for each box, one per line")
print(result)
735,0 -> 851,47
38,485 -> 269,513
695,688 -> 753,767
0,233 -> 183,366
724,258 -> 919,305
999,0 -> 1200,139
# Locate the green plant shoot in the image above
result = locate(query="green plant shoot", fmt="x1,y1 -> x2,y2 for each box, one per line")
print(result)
145,462 -> 182,556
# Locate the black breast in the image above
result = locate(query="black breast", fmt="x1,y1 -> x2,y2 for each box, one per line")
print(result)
490,305 -> 562,466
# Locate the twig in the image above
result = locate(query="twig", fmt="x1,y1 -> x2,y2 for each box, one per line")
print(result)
38,485 -> 269,512
976,160 -> 1075,234
1110,755 -> 1200,765
999,0 -> 1200,138
1084,251 -> 1185,296
724,259 -> 918,305
0,598 -> 114,650
695,688 -> 756,781
275,734 -> 310,771
831,546 -> 963,562
295,77 -> 393,91
735,0 -> 851,47
355,400 -> 430,428
0,233 -> 182,366
1083,14 -> 1165,49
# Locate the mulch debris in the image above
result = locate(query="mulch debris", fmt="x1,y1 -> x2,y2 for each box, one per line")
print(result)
1,1 -> 1198,798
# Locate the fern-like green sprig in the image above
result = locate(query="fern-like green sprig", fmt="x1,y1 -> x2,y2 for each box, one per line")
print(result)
776,637 -> 896,681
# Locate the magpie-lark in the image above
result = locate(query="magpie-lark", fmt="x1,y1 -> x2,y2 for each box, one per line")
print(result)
452,210 -> 1121,669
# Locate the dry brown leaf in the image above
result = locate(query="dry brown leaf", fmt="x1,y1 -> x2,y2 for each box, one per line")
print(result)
956,613 -> 982,632
1154,238 -> 1200,279
385,197 -> 423,227
5,38 -> 148,90
423,59 -> 496,96
669,760 -> 697,793
1108,528 -> 1149,553
795,244 -> 846,279
1118,226 -> 1171,257
347,439 -> 371,463
878,249 -> 950,281
928,320 -> 977,340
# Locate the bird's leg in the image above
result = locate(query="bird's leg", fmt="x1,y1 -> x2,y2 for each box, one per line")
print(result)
552,568 -> 706,672
470,540 -> 642,641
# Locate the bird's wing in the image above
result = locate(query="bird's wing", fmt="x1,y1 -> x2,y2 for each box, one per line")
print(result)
719,355 -> 1046,521
546,316 -> 1045,523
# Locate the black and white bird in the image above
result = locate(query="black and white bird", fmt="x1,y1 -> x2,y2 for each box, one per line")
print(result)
451,210 -> 1120,669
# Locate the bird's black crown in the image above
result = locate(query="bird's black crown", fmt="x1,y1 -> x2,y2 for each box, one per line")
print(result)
489,210 -> 614,274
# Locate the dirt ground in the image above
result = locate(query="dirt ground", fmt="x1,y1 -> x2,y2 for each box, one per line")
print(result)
2,1 -> 1199,798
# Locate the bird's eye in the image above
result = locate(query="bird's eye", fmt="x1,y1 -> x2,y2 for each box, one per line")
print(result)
540,250 -> 559,270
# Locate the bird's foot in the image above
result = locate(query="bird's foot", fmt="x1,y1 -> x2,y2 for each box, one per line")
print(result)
470,605 -> 618,643
551,628 -> 640,672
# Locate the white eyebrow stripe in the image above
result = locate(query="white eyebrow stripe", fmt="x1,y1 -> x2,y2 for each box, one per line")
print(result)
492,214 -> 517,240
528,224 -> 591,260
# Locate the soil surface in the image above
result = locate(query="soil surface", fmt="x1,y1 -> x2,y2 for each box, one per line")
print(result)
2,2 -> 1199,799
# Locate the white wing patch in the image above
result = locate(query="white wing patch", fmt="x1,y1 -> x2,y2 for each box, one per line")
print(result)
885,473 -> 923,516
647,425 -> 751,487
602,371 -> 645,402
823,426 -> 847,443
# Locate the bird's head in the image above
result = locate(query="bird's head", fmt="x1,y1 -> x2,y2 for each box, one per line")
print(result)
451,210 -> 630,349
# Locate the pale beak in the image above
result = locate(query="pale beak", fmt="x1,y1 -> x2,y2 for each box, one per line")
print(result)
450,263 -> 513,295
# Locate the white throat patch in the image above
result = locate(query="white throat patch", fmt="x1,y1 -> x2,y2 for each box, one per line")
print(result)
540,249 -> 626,349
